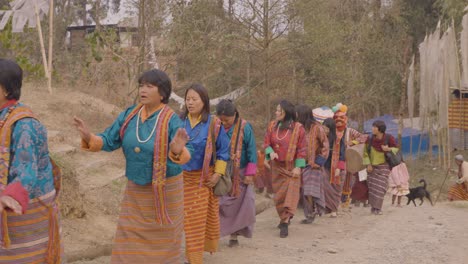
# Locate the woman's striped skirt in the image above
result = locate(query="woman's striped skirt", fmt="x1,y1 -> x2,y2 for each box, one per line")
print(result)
183,169 -> 219,264
367,163 -> 391,210
0,190 -> 62,264
110,175 -> 184,264
271,161 -> 301,222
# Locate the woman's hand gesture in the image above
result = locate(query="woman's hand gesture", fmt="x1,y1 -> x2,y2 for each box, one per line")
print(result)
73,116 -> 91,143
170,128 -> 189,155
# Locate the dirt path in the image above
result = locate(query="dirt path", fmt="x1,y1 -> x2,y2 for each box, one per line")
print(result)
19,85 -> 467,264
72,199 -> 468,264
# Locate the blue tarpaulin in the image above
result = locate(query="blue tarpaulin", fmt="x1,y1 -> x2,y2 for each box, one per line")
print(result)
363,115 -> 435,158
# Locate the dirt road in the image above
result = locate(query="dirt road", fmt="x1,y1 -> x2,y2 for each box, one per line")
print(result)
73,199 -> 468,264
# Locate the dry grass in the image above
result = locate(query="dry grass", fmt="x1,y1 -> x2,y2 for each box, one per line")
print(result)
447,201 -> 468,208
51,154 -> 86,218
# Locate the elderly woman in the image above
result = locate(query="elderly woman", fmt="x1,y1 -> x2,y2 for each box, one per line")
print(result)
0,59 -> 62,263
448,155 -> 468,201
73,69 -> 191,263
181,84 -> 230,264
264,100 -> 306,238
216,99 -> 257,247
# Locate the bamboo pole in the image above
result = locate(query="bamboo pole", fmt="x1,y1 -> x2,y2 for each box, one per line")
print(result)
34,0 -> 49,83
409,117 -> 413,160
47,0 -> 54,94
453,19 -> 464,150
437,127 -> 442,168
417,115 -> 425,158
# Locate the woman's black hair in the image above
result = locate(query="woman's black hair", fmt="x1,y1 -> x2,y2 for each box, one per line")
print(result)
277,100 -> 296,129
323,118 -> 337,149
181,83 -> 210,123
295,104 -> 316,132
0,59 -> 22,100
138,69 -> 172,104
372,120 -> 386,133
216,99 -> 239,119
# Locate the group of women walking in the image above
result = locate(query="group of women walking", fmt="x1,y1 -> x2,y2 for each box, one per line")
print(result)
73,69 -> 258,264
0,60 -> 404,264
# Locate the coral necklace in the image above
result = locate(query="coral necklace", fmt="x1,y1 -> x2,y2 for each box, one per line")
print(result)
275,125 -> 289,141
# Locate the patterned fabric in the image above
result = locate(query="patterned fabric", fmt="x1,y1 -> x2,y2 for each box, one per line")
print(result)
322,169 -> 345,213
225,121 -> 257,171
271,161 -> 301,221
97,104 -> 189,182
342,172 -> 355,198
0,190 -> 62,264
0,104 -> 54,198
327,128 -> 366,185
302,167 -> 326,207
306,123 -> 329,167
110,176 -> 183,264
120,104 -> 176,224
228,119 -> 246,197
0,103 -> 61,263
448,183 -> 468,201
225,118 -> 257,197
367,163 -> 391,210
254,152 -> 273,194
182,115 -> 230,173
263,121 -> 307,168
183,169 -> 219,264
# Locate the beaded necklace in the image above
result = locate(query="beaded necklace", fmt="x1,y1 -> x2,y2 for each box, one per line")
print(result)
0,102 -> 19,129
136,106 -> 163,143
275,123 -> 290,141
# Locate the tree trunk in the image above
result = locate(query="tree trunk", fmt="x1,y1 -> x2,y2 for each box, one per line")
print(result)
263,0 -> 271,126
138,0 -> 147,75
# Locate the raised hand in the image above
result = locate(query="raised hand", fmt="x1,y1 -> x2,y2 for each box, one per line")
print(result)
0,195 -> 22,215
73,116 -> 91,143
170,128 -> 189,155
270,152 -> 279,160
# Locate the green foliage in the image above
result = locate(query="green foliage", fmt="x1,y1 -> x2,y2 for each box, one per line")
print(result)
434,0 -> 468,27
85,28 -> 121,63
0,21 -> 44,78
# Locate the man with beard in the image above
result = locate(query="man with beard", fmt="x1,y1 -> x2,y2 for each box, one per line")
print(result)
328,103 -> 367,215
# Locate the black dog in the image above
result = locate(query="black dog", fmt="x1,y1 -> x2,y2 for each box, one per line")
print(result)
406,179 -> 433,206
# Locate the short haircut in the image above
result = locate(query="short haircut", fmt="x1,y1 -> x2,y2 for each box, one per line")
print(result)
0,59 -> 23,100
372,120 -> 386,133
138,69 -> 172,104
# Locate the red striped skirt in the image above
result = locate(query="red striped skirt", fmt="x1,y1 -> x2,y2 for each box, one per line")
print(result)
110,175 -> 184,264
448,183 -> 468,201
0,190 -> 62,264
183,169 -> 219,264
271,161 -> 301,222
